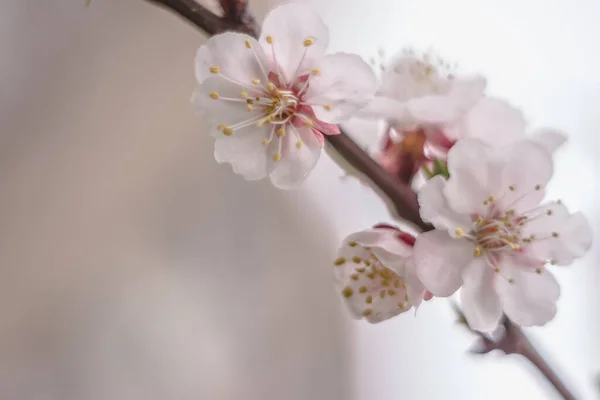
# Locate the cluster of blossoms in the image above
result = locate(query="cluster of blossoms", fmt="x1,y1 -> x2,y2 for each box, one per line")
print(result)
193,3 -> 592,331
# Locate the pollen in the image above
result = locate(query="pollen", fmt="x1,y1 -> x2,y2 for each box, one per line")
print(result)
262,138 -> 269,147
552,232 -> 559,238
272,152 -> 282,161
546,209 -> 553,216
324,104 -> 332,111
535,268 -> 542,274
362,309 -> 372,317
365,295 -> 373,304
240,91 -> 248,98
311,68 -> 320,75
509,185 -> 515,191
404,294 -> 409,302
216,124 -> 226,131
333,257 -> 346,266
209,66 -> 220,73
483,200 -> 489,206
245,39 -> 252,49
359,286 -> 367,294
209,92 -> 219,99
296,141 -> 303,149
393,280 -> 400,288
550,259 -> 557,265
494,267 -> 500,273
266,35 -> 273,44
381,280 -> 390,287
473,247 -> 481,257
455,228 -> 464,237
352,256 -> 362,264
476,217 -> 484,224
535,184 -> 542,190
379,289 -> 386,299
356,267 -> 366,273
304,119 -> 313,127
342,286 -> 353,298
350,274 -> 359,281
252,78 -> 261,85
303,38 -> 315,47
488,196 -> 495,202
267,82 -> 276,91
508,278 -> 515,284
348,241 -> 358,247
387,289 -> 397,296
222,127 -> 233,136
397,303 -> 405,310
275,128 -> 285,137
366,272 -> 376,279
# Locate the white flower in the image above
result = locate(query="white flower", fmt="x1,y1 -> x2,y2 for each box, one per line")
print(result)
192,3 -> 376,189
414,138 -> 592,331
333,227 -> 425,323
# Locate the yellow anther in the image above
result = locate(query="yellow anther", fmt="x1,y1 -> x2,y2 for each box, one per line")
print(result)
509,243 -> 520,249
311,68 -> 320,75
209,92 -> 219,99
483,200 -> 489,206
209,66 -> 220,73
262,138 -> 269,147
473,247 -> 481,257
494,267 -> 500,273
393,280 -> 400,288
362,309 -> 373,317
303,38 -> 314,47
351,256 -> 362,264
245,39 -> 252,49
397,303 -> 405,310
366,272 -> 375,279
348,241 -> 358,247
296,141 -> 303,149
252,78 -> 261,85
359,286 -> 367,294
535,268 -> 542,274
404,294 -> 409,302
267,82 -> 276,91
304,119 -> 313,127
350,274 -> 359,281
275,128 -> 285,137
222,127 -> 233,136
508,278 -> 515,284
324,104 -> 332,111
509,185 -> 515,191
488,196 -> 495,202
379,289 -> 386,298
365,296 -> 373,304
552,232 -> 559,238
530,234 -> 536,240
333,257 -> 345,266
240,91 -> 248,98
364,260 -> 371,267
455,228 -> 464,237
342,287 -> 353,298
476,217 -> 484,224
401,282 -> 407,289
266,35 -> 273,44
216,124 -> 226,131
550,259 -> 557,265
546,209 -> 553,216
387,289 -> 397,296
272,152 -> 281,161
381,280 -> 390,287
535,184 -> 542,190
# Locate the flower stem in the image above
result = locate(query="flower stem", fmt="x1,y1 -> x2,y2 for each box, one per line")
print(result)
142,1 -> 578,399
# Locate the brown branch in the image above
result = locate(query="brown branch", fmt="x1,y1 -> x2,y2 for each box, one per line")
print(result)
451,302 -> 577,400
142,1 -> 578,399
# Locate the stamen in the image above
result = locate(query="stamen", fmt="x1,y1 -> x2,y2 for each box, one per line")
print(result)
311,68 -> 320,75
333,257 -> 345,266
303,38 -> 314,47
209,92 -> 219,99
296,141 -> 303,149
222,126 -> 233,136
209,66 -> 220,73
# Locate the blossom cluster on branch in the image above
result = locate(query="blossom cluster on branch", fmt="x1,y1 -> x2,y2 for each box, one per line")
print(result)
192,3 -> 592,333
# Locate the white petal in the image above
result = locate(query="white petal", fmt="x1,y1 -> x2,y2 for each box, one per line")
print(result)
259,3 -> 328,83
344,228 -> 412,261
418,175 -> 472,233
414,230 -> 475,297
214,125 -> 270,181
269,125 -> 322,189
461,97 -> 526,146
530,211 -> 593,265
530,128 -> 567,155
304,53 -> 376,123
195,33 -> 268,85
356,96 -> 407,121
460,258 -> 502,332
192,76 -> 262,136
404,258 -> 426,308
496,256 -> 560,327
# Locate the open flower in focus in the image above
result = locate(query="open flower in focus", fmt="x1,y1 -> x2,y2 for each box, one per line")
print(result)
192,3 -> 376,188
414,138 -> 592,331
333,226 -> 425,323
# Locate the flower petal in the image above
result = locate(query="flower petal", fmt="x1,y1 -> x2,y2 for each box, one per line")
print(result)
259,3 -> 328,83
418,175 -> 472,234
195,33 -> 268,85
460,97 -> 526,146
214,125 -> 271,181
269,125 -> 322,189
356,96 -> 408,121
460,258 -> 503,332
404,258 -> 426,308
414,230 -> 475,297
530,128 -> 567,155
192,76 -> 262,136
496,256 -> 560,327
304,53 -> 376,123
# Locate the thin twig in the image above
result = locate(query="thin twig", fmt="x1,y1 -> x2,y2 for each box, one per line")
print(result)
142,1 -> 578,398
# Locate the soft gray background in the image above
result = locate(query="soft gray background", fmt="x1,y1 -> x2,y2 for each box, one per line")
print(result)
0,0 -> 598,399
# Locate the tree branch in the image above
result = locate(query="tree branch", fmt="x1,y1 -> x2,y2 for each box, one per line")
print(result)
142,1 -> 578,399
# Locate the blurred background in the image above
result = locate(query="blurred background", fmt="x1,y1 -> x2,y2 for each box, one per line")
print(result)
0,0 -> 598,399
